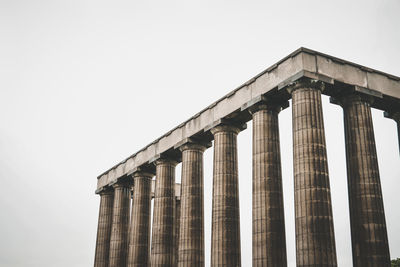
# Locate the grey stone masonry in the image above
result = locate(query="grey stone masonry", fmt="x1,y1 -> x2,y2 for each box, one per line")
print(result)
127,172 -> 154,267
108,180 -> 132,267
94,48 -> 400,267
94,188 -> 114,267
177,142 -> 208,267
175,198 -> 181,266
250,102 -> 287,267
289,80 -> 337,267
336,93 -> 390,267
97,48 -> 400,192
150,159 -> 178,267
210,124 -> 244,267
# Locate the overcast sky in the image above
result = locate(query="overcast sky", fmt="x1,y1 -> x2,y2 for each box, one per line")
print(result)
1,0 -> 399,266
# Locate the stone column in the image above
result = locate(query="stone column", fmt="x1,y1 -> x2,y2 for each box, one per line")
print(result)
108,179 -> 132,267
337,93 -> 390,266
289,80 -> 337,267
175,197 -> 181,266
177,142 -> 208,267
127,171 -> 154,267
150,158 -> 178,267
210,124 -> 242,267
384,110 -> 400,154
94,187 -> 114,267
250,102 -> 287,267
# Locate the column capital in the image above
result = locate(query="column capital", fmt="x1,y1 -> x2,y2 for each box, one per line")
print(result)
286,78 -> 325,94
96,186 -> 114,196
211,124 -> 242,135
180,143 -> 209,152
330,92 -> 374,108
110,178 -> 132,189
241,94 -> 289,115
149,153 -> 179,166
154,157 -> 179,167
132,171 -> 154,179
206,118 -> 246,135
127,163 -> 156,177
174,137 -> 211,152
248,100 -> 289,115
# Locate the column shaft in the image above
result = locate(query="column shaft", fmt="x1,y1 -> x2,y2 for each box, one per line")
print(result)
127,172 -> 153,267
150,159 -> 177,267
211,125 -> 241,267
291,85 -> 337,266
178,144 -> 206,267
94,189 -> 114,267
342,95 -> 390,266
108,181 -> 131,267
175,198 -> 181,266
252,105 -> 287,267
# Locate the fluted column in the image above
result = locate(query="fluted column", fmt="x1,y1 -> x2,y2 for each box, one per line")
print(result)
338,94 -> 390,266
210,124 -> 242,267
127,172 -> 154,267
289,80 -> 337,267
94,188 -> 114,267
150,158 -> 178,267
175,197 -> 181,266
251,103 -> 287,267
108,179 -> 132,267
177,143 -> 207,267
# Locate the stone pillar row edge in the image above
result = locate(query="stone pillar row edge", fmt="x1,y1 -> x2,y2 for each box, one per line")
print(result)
94,78 -> 395,267
210,123 -> 245,267
177,140 -> 210,267
288,79 -> 338,267
331,92 -> 391,266
250,100 -> 288,267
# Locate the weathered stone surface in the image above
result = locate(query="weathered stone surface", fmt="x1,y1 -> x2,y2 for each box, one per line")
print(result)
127,172 -> 153,267
108,180 -> 131,267
339,94 -> 390,267
150,159 -> 178,267
177,143 -> 207,267
94,188 -> 114,267
290,81 -> 337,267
210,124 -> 242,267
175,198 -> 181,266
94,48 -> 400,267
251,103 -> 287,267
97,48 -> 400,191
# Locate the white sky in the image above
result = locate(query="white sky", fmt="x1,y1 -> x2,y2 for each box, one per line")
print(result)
0,0 -> 399,266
